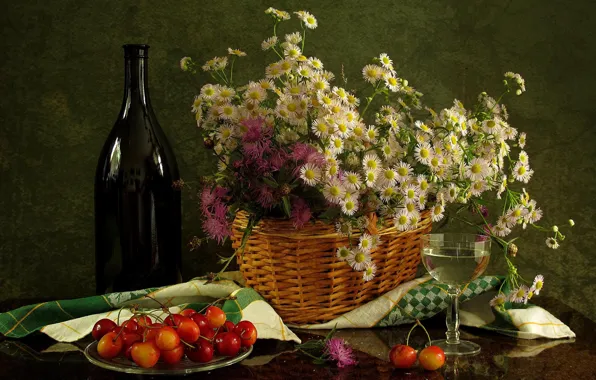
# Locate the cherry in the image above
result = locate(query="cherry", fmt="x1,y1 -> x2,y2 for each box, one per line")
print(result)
155,326 -> 180,351
201,327 -> 216,340
205,306 -> 226,329
121,332 -> 142,350
124,344 -> 134,360
131,341 -> 161,368
97,331 -> 123,359
92,318 -> 117,341
389,344 -> 417,369
234,320 -> 257,347
122,318 -> 139,333
186,339 -> 214,363
191,314 -> 210,333
223,320 -> 236,332
132,315 -> 152,333
176,317 -> 200,343
214,332 -> 241,357
180,308 -> 197,318
144,322 -> 163,341
419,346 -> 445,371
161,345 -> 185,364
164,314 -> 184,327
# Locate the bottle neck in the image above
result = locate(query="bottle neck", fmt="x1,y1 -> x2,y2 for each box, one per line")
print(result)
121,45 -> 151,115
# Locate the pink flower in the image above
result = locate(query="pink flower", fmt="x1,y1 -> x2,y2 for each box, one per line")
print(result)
476,224 -> 492,242
325,338 -> 357,368
255,185 -> 275,209
200,186 -> 228,213
202,213 -> 230,244
291,197 -> 312,229
242,119 -> 272,159
291,143 -> 318,162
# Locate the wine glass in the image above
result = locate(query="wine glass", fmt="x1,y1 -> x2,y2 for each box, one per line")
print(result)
420,233 -> 491,355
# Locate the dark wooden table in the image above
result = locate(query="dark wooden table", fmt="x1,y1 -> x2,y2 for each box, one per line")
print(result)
1,296 -> 595,379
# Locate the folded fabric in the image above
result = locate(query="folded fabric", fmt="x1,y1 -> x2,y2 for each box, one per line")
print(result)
0,274 -> 574,343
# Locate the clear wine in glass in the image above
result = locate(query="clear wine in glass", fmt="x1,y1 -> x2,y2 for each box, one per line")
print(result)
420,233 -> 491,356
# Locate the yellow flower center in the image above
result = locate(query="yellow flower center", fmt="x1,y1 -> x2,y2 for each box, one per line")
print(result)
305,169 -> 315,180
420,148 -> 429,158
420,180 -> 428,191
366,160 -> 377,170
348,175 -> 358,184
384,170 -> 395,180
353,127 -> 363,136
367,172 -> 375,181
406,203 -> 415,212
287,103 -> 297,112
398,215 -> 408,225
398,167 -> 408,176
518,166 -> 527,175
330,186 -> 340,196
471,164 -> 481,174
407,190 -> 415,199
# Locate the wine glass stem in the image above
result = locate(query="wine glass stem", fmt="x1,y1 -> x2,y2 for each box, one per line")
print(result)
445,286 -> 461,345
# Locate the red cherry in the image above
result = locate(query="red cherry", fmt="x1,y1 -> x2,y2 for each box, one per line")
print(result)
180,309 -> 197,318
223,320 -> 235,332
121,332 -> 142,349
191,314 -> 210,333
234,320 -> 257,347
419,345 -> 445,371
144,322 -> 163,342
124,344 -> 134,360
132,315 -> 152,333
201,328 -> 216,340
122,318 -> 139,333
97,332 -> 123,359
161,345 -> 184,364
205,306 -> 226,329
164,314 -> 184,327
214,332 -> 241,357
176,317 -> 200,343
131,341 -> 161,368
155,326 -> 180,351
389,344 -> 417,369
186,339 -> 214,363
92,319 -> 117,341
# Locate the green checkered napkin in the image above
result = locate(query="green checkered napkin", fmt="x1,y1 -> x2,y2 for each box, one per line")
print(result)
0,275 -> 574,343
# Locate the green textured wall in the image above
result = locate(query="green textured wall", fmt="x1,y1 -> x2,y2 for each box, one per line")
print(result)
1,1 -> 595,319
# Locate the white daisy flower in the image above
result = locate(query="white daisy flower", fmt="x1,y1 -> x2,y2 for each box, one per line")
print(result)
546,237 -> 559,249
525,208 -> 543,224
352,123 -> 365,139
311,118 -> 331,138
431,203 -> 445,222
310,74 -> 330,91
408,209 -> 421,227
335,221 -> 352,237
518,132 -> 527,148
362,262 -> 377,281
329,136 -> 345,155
341,197 -> 359,216
332,86 -> 348,101
394,209 -> 411,231
243,85 -> 267,104
346,93 -> 360,107
365,125 -> 379,142
378,53 -> 393,69
362,64 -> 383,83
490,293 -> 507,308
336,246 -> 352,261
418,193 -> 428,210
379,186 -> 396,202
299,163 -> 321,186
261,36 -> 278,50
532,274 -> 545,295
358,233 -> 375,253
363,154 -> 381,172
482,119 -> 500,135
395,161 -> 413,183
512,161 -> 533,183
365,170 -> 378,188
509,286 -> 529,303
334,119 -> 352,139
295,11 -> 318,29
415,120 -> 433,135
493,223 -> 511,237
285,31 -> 302,44
218,103 -> 238,120
519,150 -> 529,164
323,179 -> 346,204
446,183 -> 458,202
414,142 -> 433,165
402,185 -> 419,203
283,43 -> 302,59
385,76 -> 401,92
380,168 -> 398,186
347,249 -> 371,271
308,57 -> 324,70
345,171 -> 363,191
465,158 -> 490,181
199,84 -> 218,100
469,180 -> 488,197
496,175 -> 507,199
506,205 -> 527,227
427,155 -> 444,174
327,163 -> 339,177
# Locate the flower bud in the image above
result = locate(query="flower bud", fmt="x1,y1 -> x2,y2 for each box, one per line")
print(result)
568,219 -> 575,227
552,225 -> 559,232
516,89 -> 522,96
508,243 -> 518,257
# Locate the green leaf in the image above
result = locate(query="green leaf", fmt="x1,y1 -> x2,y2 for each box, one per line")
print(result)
262,177 -> 278,188
282,196 -> 291,217
325,324 -> 338,341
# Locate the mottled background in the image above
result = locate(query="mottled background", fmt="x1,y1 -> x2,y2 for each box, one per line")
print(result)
1,1 -> 594,319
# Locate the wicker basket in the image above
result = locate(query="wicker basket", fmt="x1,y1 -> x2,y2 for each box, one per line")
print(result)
231,210 -> 432,325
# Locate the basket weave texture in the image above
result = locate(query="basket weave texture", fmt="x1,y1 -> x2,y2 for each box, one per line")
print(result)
231,210 -> 432,325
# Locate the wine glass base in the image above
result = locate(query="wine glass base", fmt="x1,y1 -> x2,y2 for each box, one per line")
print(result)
431,339 -> 481,356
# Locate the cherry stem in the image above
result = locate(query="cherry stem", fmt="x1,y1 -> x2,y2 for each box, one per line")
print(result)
180,339 -> 195,349
197,296 -> 231,314
144,294 -> 177,327
405,322 -> 418,347
416,319 -> 433,347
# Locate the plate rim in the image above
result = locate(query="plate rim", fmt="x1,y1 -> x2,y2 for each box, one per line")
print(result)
84,340 -> 253,375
